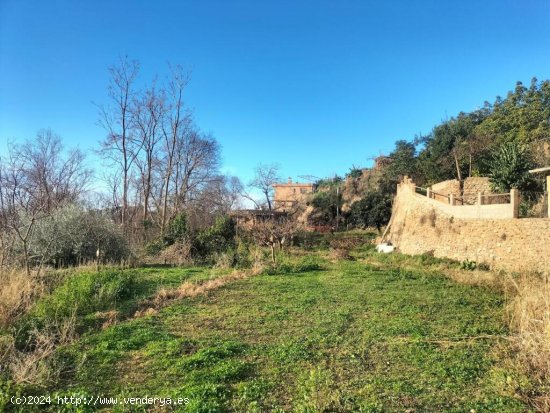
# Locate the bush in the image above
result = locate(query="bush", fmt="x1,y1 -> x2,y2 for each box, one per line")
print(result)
488,142 -> 536,192
460,259 -> 477,271
25,269 -> 135,327
145,215 -> 236,263
193,216 -> 236,261
164,213 -> 188,246
310,191 -> 342,226
145,213 -> 189,257
145,238 -> 166,256
29,204 -> 130,266
348,191 -> 392,232
234,240 -> 252,268
346,168 -> 363,179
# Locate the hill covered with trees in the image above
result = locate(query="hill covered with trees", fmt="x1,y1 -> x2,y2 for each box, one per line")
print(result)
307,78 -> 550,229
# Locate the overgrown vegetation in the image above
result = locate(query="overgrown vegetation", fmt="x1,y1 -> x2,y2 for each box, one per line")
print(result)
0,233 -> 548,412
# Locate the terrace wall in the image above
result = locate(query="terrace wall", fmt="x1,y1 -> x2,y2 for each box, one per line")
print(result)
387,180 -> 550,273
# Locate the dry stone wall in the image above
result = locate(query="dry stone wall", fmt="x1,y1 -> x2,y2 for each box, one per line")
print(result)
388,182 -> 550,274
463,177 -> 494,204
463,177 -> 492,194
431,179 -> 461,202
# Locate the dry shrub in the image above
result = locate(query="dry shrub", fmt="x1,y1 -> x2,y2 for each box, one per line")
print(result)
213,251 -> 234,269
329,237 -> 363,250
0,270 -> 46,329
328,238 -> 358,261
159,240 -> 193,266
507,273 -> 550,409
251,247 -> 266,275
6,315 -> 76,385
133,307 -> 158,318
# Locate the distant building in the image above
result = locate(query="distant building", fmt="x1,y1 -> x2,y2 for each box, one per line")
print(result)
229,209 -> 287,232
272,178 -> 316,211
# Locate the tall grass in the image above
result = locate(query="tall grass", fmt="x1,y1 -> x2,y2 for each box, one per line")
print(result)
507,273 -> 550,410
0,267 -> 135,388
0,269 -> 47,330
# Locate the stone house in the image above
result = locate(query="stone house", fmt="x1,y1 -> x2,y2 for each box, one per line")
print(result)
272,178 -> 316,211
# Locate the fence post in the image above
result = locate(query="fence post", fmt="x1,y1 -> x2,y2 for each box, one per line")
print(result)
449,193 -> 455,205
426,188 -> 431,199
477,192 -> 482,205
510,188 -> 519,218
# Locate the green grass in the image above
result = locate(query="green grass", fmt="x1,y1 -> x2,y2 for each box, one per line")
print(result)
3,248 -> 531,412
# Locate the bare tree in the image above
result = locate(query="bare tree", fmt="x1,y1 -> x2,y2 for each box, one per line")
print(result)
185,175 -> 243,230
172,129 -> 220,214
133,83 -> 166,235
0,132 -> 89,275
16,130 -> 90,212
246,215 -> 300,263
159,65 -> 192,233
98,56 -> 141,233
247,163 -> 281,210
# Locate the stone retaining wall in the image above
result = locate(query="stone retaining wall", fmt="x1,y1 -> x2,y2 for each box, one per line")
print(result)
387,181 -> 550,273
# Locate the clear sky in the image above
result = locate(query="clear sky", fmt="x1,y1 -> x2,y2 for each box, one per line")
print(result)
2,0 -> 550,185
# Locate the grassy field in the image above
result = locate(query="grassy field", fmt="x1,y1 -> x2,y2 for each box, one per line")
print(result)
1,244 -> 534,412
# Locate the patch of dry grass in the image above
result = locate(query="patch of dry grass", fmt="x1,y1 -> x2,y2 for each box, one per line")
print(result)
135,270 -> 253,317
1,315 -> 76,385
507,273 -> 550,410
0,269 -> 46,329
438,265 -> 550,411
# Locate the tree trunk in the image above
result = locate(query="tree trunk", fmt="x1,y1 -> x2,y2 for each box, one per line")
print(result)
23,241 -> 30,277
270,243 -> 275,263
453,152 -> 462,182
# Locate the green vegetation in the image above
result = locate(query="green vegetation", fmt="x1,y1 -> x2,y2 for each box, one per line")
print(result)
348,191 -> 392,232
1,240 -> 533,412
306,78 -> 550,229
28,204 -> 130,267
488,141 -> 535,192
310,190 -> 342,226
392,78 -> 550,188
145,215 -> 237,264
193,216 -> 236,262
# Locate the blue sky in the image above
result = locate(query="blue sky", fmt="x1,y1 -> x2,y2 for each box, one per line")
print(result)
1,0 -> 550,185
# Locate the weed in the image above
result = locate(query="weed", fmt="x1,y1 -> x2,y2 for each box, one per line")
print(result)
508,273 -> 550,408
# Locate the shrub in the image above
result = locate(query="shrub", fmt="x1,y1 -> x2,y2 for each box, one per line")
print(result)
164,213 -> 188,246
348,191 -> 392,232
28,204 -> 130,267
145,238 -> 166,256
488,142 -> 536,192
193,216 -> 236,261
24,269 -> 135,332
310,191 -> 342,226
460,259 -> 477,271
346,168 -> 363,179
234,240 -> 252,268
145,213 -> 188,257
0,270 -> 47,330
